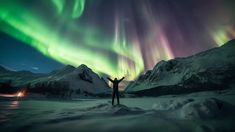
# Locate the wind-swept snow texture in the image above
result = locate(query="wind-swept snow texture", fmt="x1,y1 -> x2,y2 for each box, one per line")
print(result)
1,89 -> 235,132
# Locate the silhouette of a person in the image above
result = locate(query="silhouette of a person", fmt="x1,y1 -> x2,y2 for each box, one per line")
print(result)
107,77 -> 125,105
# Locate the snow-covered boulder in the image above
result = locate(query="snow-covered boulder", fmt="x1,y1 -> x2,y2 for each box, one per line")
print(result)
152,98 -> 223,120
180,98 -> 221,120
152,98 -> 194,111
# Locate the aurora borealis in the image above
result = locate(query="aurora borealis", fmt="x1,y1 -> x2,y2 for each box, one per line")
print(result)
0,0 -> 235,80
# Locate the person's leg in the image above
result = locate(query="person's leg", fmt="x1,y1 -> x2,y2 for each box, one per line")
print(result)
116,91 -> 119,105
112,92 -> 115,105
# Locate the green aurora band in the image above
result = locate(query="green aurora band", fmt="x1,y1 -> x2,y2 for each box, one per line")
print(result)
1,0 -> 234,80
0,0 -> 144,80
51,0 -> 85,18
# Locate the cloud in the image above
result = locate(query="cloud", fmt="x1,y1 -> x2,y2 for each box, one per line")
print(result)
32,67 -> 39,70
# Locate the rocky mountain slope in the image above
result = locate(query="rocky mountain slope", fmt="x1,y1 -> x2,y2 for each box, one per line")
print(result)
125,39 -> 235,96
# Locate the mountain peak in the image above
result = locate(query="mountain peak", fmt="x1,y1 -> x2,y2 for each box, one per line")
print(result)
77,64 -> 92,72
77,64 -> 89,69
53,65 -> 76,76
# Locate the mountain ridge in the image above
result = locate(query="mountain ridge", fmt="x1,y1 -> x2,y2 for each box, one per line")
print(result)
0,64 -> 111,96
125,39 -> 235,96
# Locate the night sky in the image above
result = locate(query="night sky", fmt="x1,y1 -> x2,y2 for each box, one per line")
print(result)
0,0 -> 235,80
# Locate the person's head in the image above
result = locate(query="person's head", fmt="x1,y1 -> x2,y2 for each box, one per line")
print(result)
114,78 -> 117,81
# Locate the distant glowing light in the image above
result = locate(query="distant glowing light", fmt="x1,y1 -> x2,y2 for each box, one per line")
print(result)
0,93 -> 16,98
17,92 -> 24,97
0,91 -> 25,98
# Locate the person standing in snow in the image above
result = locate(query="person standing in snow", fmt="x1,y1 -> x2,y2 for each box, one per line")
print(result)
107,77 -> 125,105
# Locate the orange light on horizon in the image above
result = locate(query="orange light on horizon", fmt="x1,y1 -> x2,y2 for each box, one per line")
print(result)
17,92 -> 24,97
0,91 -> 26,98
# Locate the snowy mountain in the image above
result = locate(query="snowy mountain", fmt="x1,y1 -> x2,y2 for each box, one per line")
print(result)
125,39 -> 235,96
0,65 -> 46,86
0,64 -> 111,96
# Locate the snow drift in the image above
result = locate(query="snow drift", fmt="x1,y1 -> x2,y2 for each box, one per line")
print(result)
2,94 -> 235,132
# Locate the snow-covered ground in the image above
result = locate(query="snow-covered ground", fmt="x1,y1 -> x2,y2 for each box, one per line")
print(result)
1,89 -> 235,132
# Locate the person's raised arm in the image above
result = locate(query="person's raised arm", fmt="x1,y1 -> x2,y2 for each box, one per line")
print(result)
118,77 -> 125,83
107,77 -> 114,83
